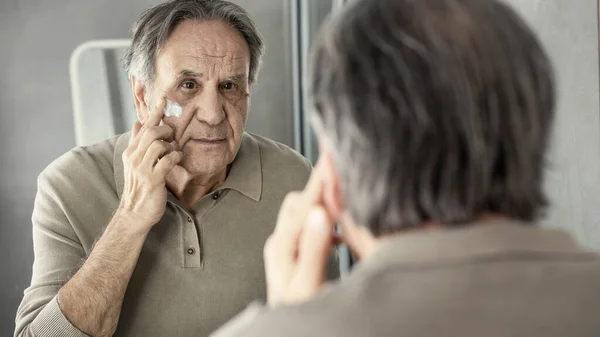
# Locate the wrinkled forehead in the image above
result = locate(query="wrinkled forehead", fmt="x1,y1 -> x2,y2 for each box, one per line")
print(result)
156,19 -> 250,80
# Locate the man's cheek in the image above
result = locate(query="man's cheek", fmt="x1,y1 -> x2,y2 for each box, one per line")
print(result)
163,100 -> 183,117
159,120 -> 183,145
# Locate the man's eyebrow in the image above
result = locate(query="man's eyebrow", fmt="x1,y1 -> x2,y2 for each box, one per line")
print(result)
224,74 -> 247,82
179,69 -> 202,77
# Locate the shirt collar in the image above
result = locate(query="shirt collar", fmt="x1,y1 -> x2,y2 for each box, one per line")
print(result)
114,132 -> 262,202
353,219 -> 589,277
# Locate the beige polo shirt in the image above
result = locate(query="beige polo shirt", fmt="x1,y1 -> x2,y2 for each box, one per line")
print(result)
15,132 -> 338,337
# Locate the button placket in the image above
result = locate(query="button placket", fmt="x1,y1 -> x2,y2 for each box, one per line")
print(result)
181,211 -> 201,268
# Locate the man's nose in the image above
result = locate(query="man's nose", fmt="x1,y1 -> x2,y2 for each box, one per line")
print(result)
194,87 -> 225,126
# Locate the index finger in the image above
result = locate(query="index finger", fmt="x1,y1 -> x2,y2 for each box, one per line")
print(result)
129,122 -> 142,145
291,206 -> 334,298
144,96 -> 167,128
302,158 -> 325,204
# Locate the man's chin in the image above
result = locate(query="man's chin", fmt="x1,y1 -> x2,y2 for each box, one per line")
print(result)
180,160 -> 229,178
178,143 -> 235,175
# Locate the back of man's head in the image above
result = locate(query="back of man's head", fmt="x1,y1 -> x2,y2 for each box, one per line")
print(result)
309,0 -> 555,235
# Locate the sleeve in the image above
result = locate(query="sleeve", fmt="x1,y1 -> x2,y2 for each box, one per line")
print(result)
14,171 -> 90,337
210,300 -> 327,337
210,302 -> 267,337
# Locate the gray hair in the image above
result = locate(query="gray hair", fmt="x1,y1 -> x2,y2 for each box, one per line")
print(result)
123,0 -> 264,86
309,0 -> 555,235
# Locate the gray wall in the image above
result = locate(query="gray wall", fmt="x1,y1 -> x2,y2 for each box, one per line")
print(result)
502,0 -> 600,249
0,0 -> 298,334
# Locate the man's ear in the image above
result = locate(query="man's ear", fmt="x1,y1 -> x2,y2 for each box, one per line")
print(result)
318,140 -> 344,217
131,75 -> 149,123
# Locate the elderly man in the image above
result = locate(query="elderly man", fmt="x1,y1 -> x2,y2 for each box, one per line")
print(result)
212,0 -> 600,336
15,1 -> 337,336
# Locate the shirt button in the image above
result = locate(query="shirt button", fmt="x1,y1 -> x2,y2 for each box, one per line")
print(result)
187,248 -> 195,255
187,217 -> 193,223
212,193 -> 219,200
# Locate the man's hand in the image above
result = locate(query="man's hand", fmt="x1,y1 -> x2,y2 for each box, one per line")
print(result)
263,159 -> 336,307
118,97 -> 183,232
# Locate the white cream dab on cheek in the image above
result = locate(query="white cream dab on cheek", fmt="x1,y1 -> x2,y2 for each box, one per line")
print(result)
164,100 -> 183,117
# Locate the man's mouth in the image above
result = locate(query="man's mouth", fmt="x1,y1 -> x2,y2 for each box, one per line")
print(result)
190,137 -> 226,145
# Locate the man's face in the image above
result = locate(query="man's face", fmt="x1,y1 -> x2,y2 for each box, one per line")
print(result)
147,19 -> 251,177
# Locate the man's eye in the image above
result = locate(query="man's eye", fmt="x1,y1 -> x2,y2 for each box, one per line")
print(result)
182,81 -> 197,90
221,82 -> 237,90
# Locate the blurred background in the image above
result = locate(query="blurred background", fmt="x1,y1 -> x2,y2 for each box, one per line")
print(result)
1,0 -> 599,335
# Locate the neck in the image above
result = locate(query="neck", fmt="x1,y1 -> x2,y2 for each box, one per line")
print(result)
165,166 -> 228,208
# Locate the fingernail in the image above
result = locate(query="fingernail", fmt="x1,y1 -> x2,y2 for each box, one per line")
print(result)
307,209 -> 328,232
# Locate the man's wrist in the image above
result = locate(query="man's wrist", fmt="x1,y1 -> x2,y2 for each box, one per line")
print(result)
110,208 -> 154,238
